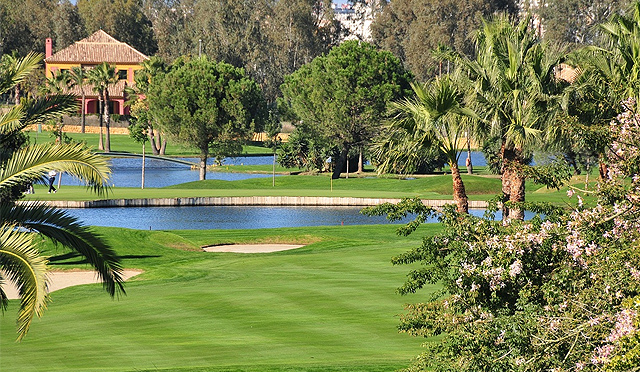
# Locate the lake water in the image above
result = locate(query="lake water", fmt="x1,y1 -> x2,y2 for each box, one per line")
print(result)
58,156 -> 276,188
63,206 -> 532,230
56,151 -> 503,230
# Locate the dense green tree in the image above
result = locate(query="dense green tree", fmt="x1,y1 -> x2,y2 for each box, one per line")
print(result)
281,41 -> 412,179
52,0 -> 87,51
370,0 -> 517,82
0,0 -> 56,56
146,56 -> 267,180
0,53 -> 124,341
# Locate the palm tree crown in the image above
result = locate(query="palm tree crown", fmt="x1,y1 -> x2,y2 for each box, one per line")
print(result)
0,53 -> 124,341
458,16 -> 566,219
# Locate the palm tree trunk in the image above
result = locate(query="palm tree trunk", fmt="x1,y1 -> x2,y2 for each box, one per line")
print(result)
503,146 -> 526,220
103,89 -> 111,153
80,93 -> 86,133
98,95 -> 104,151
500,142 -> 510,221
450,162 -> 469,214
509,168 -> 526,220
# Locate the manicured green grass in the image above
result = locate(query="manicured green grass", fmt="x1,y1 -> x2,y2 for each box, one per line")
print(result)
22,168 -> 588,208
0,224 -> 441,372
22,173 -> 509,202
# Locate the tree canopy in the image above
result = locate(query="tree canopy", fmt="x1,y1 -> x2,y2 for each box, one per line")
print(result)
370,0 -> 517,82
146,56 -> 267,180
281,40 -> 412,178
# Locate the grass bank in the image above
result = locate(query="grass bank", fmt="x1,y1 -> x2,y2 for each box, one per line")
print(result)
23,171 -> 581,206
0,224 -> 442,372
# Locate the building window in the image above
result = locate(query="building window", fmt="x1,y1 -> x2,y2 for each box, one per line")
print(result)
117,70 -> 127,80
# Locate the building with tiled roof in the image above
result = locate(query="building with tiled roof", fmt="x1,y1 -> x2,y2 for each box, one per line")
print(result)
45,30 -> 149,116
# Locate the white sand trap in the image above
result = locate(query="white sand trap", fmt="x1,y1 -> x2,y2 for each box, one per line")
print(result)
202,244 -> 305,253
4,269 -> 143,300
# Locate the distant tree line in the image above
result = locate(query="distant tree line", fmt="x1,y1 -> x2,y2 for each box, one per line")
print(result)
1,0 -> 636,101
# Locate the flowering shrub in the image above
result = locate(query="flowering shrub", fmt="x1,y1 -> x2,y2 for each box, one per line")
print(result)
364,100 -> 640,371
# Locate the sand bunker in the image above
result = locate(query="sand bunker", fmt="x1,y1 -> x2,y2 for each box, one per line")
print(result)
202,244 -> 305,253
4,269 -> 143,300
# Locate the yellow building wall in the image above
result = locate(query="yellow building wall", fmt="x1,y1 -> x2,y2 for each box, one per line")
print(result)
46,62 -> 144,80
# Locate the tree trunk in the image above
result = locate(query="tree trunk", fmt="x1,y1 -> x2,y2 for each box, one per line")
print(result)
503,146 -> 526,221
500,142 -> 509,220
104,89 -> 111,152
98,95 -> 104,151
148,126 -> 160,155
80,93 -> 86,133
450,162 -> 469,214
14,84 -> 20,105
598,153 -> 608,180
332,147 -> 349,179
159,137 -> 167,155
141,141 -> 145,189
199,152 -> 207,180
466,137 -> 473,174
508,167 -> 526,220
358,149 -> 363,173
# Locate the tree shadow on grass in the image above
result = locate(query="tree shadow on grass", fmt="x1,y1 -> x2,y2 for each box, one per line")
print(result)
49,252 -> 160,266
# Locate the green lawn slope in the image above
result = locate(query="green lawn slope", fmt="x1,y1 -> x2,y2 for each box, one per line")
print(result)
0,224 -> 442,372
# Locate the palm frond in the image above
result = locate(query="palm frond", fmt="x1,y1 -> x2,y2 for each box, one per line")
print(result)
0,106 -> 26,136
0,53 -> 42,95
1,203 -> 125,297
0,225 -> 49,341
20,94 -> 80,126
0,143 -> 111,196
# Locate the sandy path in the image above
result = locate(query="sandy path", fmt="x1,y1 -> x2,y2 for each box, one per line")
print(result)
202,243 -> 305,253
4,269 -> 143,300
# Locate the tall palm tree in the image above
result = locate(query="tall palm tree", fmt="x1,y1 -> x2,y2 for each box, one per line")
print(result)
68,66 -> 89,133
568,1 -> 640,178
379,75 -> 476,213
457,16 -> 565,220
0,53 -> 124,341
42,70 -> 73,144
88,62 -> 118,152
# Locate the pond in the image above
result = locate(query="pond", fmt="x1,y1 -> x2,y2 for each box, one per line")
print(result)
58,155 -> 277,188
63,206 -> 535,230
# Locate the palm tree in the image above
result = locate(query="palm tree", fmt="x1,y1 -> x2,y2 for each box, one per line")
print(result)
43,70 -> 73,144
457,16 -> 565,220
0,53 -> 125,341
379,75 -> 476,214
568,1 -> 640,178
88,62 -> 118,152
68,66 -> 89,133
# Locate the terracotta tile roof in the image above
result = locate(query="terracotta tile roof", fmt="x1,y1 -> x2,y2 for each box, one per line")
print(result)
45,30 -> 148,64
